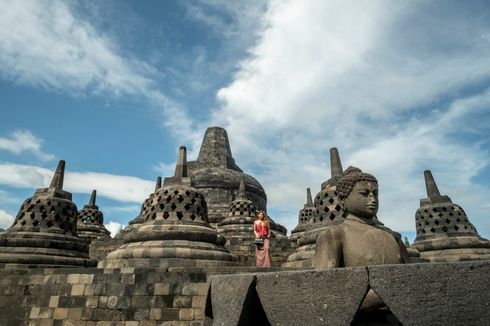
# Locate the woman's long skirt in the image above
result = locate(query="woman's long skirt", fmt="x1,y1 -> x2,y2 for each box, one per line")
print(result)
255,238 -> 271,267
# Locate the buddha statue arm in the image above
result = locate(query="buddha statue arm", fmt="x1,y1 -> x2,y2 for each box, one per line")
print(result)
314,226 -> 343,269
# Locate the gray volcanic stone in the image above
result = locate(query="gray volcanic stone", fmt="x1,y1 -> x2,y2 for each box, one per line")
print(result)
188,127 -> 267,226
412,170 -> 490,262
289,188 -> 315,243
77,190 -> 111,242
205,273 -> 264,325
99,147 -> 237,268
368,261 -> 490,326
218,180 -> 294,266
0,160 -> 95,267
255,268 -> 369,325
283,148 -> 346,268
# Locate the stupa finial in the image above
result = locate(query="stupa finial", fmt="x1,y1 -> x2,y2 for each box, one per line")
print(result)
174,146 -> 188,178
306,188 -> 313,207
330,147 -> 343,178
164,146 -> 191,186
155,176 -> 162,192
89,190 -> 96,206
238,179 -> 247,199
424,170 -> 441,197
49,160 -> 65,189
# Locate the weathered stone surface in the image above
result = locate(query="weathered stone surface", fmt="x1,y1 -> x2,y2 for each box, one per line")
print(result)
314,166 -> 408,270
368,261 -> 490,325
255,268 -> 369,325
218,181 -> 293,267
289,188 -> 315,244
205,273 -> 262,325
77,190 -> 111,243
412,171 -> 490,262
284,148 -> 346,268
99,147 -> 237,268
0,160 -> 95,267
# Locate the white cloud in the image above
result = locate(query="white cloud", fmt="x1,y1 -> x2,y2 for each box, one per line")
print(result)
104,221 -> 125,238
0,0 -> 199,146
212,0 -> 490,237
0,130 -> 54,161
0,163 -> 154,203
0,209 -> 14,230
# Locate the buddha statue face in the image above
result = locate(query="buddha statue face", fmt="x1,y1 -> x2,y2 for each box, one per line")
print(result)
344,181 -> 378,220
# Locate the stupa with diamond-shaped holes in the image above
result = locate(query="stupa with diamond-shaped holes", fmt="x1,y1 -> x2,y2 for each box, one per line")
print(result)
98,147 -> 238,268
77,190 -> 111,242
0,160 -> 95,267
283,148 -> 346,267
411,170 -> 490,262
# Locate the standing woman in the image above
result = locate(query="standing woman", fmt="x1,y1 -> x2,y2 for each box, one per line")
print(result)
254,210 -> 271,267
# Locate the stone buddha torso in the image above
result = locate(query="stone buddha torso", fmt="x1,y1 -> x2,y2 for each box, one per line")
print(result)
340,217 -> 404,266
314,169 -> 408,269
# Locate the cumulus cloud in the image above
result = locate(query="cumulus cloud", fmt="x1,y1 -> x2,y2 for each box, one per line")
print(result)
0,163 -> 154,203
0,209 -> 14,230
104,221 -> 125,238
212,0 -> 490,237
0,0 -> 198,146
0,130 -> 54,161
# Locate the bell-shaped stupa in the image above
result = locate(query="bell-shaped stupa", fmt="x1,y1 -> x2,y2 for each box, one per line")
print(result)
217,180 -> 257,265
77,190 -> 111,242
289,188 -> 315,244
283,148 -> 346,268
99,147 -> 238,268
0,161 -> 95,267
411,170 -> 490,262
187,127 -> 282,233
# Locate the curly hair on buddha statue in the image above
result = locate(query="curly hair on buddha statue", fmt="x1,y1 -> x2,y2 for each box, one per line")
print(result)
336,166 -> 378,200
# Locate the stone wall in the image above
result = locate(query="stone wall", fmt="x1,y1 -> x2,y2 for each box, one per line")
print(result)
0,266 -> 286,326
205,261 -> 490,325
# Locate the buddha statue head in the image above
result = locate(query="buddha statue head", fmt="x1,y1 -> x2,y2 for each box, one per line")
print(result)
337,167 -> 378,222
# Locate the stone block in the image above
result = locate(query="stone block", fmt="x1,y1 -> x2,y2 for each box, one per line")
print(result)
179,308 -> 194,321
149,308 -> 162,320
49,296 -> 60,308
205,273 -> 257,325
53,308 -> 69,320
172,296 -> 192,308
154,283 -> 170,295
131,296 -> 149,309
67,308 -> 83,319
79,274 -> 94,284
83,284 -> 95,296
191,296 -> 206,308
255,268 -> 369,325
67,274 -> 80,284
368,261 -> 490,325
181,284 -> 197,296
160,308 -> 179,321
71,284 -> 85,296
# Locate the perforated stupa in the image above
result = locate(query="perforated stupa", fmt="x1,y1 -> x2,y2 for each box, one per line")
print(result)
98,147 -> 237,268
77,190 -> 111,242
411,170 -> 490,262
284,148 -> 346,267
0,161 -> 95,267
289,188 -> 314,244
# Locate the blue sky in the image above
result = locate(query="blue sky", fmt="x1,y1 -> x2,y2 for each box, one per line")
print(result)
1,0 -> 490,242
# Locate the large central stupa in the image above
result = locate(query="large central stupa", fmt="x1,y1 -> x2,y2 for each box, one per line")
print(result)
187,127 -> 267,226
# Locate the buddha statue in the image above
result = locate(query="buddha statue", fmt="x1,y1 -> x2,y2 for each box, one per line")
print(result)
314,166 -> 409,269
